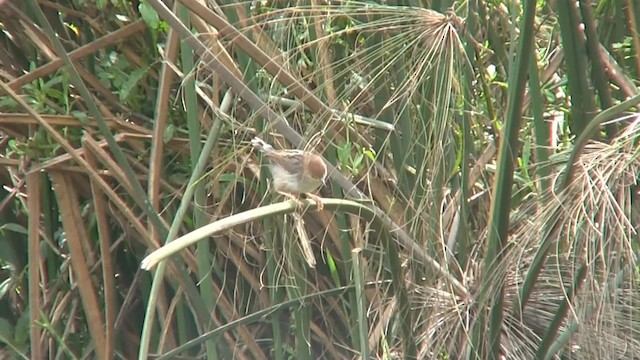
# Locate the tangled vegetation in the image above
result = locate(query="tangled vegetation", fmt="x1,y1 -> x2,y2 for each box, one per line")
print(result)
0,0 -> 639,359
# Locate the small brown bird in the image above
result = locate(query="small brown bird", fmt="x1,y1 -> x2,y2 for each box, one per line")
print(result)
251,137 -> 327,210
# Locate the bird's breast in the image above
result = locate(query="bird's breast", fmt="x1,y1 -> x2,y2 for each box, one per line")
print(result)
268,164 -> 321,193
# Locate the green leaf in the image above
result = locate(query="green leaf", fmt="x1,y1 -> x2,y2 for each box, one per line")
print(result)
0,317 -> 15,344
325,250 -> 341,287
7,139 -> 27,155
337,143 -> 350,168
14,310 -> 30,346
119,66 -> 149,102
70,110 -> 89,123
163,123 -> 175,144
139,1 -> 160,30
0,224 -> 27,235
363,148 -> 376,161
352,153 -> 364,173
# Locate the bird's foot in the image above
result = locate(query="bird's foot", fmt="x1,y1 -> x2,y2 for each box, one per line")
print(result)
277,191 -> 304,209
304,193 -> 324,211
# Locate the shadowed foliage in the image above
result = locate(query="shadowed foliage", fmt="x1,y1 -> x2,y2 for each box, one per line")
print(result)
0,0 -> 639,359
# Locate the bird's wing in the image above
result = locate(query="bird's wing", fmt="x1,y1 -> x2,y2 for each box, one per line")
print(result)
265,151 -> 304,175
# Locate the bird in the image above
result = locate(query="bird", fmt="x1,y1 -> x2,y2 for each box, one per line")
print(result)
251,136 -> 327,210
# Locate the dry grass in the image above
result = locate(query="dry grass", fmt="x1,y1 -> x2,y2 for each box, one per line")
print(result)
0,1 -> 639,359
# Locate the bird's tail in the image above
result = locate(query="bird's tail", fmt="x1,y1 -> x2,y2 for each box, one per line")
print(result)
250,137 -> 274,153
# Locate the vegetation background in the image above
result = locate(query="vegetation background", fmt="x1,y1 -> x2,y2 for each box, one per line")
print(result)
0,0 -> 639,359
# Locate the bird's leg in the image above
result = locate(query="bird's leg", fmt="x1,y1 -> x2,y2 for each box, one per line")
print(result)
305,193 -> 324,211
277,191 -> 304,209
